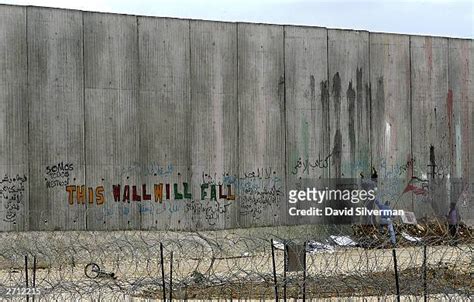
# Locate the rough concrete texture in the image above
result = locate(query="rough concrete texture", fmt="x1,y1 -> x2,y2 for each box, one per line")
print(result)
0,4 -> 472,231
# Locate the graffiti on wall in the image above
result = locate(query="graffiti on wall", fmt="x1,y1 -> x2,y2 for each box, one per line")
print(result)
239,168 -> 283,220
119,162 -> 174,177
291,153 -> 333,175
185,199 -> 232,226
45,162 -> 73,188
66,185 -> 105,205
1,174 -> 27,224
63,165 -> 284,225
66,182 -> 237,205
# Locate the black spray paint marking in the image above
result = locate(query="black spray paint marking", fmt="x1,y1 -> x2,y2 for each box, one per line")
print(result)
347,81 -> 356,166
428,145 -> 437,179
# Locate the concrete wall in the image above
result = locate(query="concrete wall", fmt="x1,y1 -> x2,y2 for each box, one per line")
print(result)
0,4 -> 472,231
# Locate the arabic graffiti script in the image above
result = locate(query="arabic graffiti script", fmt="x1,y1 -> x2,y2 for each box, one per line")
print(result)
1,174 -> 27,224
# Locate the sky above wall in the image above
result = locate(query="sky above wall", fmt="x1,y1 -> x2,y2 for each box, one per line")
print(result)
1,0 -> 473,38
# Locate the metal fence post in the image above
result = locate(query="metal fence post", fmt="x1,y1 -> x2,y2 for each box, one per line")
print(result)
392,248 -> 400,301
160,242 -> 166,301
271,239 -> 278,301
283,243 -> 287,302
170,251 -> 173,301
25,255 -> 29,302
302,241 -> 307,302
423,244 -> 427,301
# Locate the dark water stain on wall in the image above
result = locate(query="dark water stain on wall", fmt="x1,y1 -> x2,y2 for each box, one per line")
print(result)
331,73 -> 342,177
356,67 -> 363,138
347,81 -> 356,166
365,82 -> 372,151
446,89 -> 454,169
320,80 -> 330,160
310,75 -> 316,102
332,129 -> 342,177
332,72 -> 342,129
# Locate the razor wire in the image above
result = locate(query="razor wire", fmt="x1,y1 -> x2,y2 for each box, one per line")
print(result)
0,221 -> 472,301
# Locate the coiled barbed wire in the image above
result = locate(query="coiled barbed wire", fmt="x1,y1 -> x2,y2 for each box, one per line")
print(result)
0,221 -> 472,301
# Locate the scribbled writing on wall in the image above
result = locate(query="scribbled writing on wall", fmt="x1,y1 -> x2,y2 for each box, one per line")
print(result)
185,200 -> 232,226
119,162 -> 173,177
45,162 -> 73,188
241,167 -> 278,180
1,174 -> 27,224
239,186 -> 283,219
239,168 -> 283,220
379,158 -> 415,178
291,153 -> 333,175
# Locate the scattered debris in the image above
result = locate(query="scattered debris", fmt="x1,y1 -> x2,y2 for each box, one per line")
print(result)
401,232 -> 422,243
272,240 -> 285,250
306,240 -> 335,254
330,235 -> 357,247
352,217 -> 473,248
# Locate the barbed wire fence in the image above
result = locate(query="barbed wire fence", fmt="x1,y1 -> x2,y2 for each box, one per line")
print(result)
0,221 -> 472,301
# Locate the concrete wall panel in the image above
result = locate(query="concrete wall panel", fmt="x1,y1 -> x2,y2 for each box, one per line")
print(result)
0,5 -> 472,231
138,17 -> 191,230
0,6 -> 28,231
327,29 -> 371,225
27,7 -> 86,231
448,39 -> 472,179
189,20 -> 238,230
410,36 -> 449,217
237,23 -> 285,227
370,33 -> 412,211
83,12 -> 140,230
285,26 -> 328,225
328,30 -> 370,179
448,39 -> 473,224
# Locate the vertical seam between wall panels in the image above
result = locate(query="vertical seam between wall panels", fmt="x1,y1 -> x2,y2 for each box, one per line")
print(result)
447,38 -> 452,177
136,16 -> 142,230
282,26 -> 287,227
82,12 -> 87,230
408,36 -> 414,211
236,23 -> 240,228
188,20 -> 192,231
409,35 -> 413,162
136,16 -> 141,230
326,29 -> 330,178
368,32 -> 372,171
25,7 -> 29,231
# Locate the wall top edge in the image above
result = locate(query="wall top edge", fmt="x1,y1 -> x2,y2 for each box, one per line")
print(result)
0,3 -> 472,42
